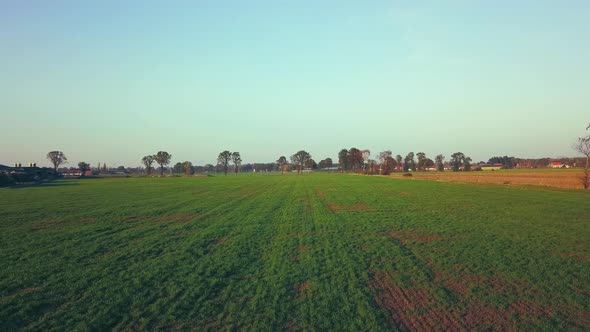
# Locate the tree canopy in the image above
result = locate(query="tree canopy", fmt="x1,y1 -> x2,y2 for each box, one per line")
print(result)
141,155 -> 155,175
47,151 -> 67,173
155,151 -> 172,176
217,151 -> 232,176
291,150 -> 311,173
231,152 -> 242,175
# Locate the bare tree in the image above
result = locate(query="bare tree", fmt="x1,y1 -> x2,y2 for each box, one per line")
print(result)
47,151 -> 67,173
217,151 -> 232,176
231,152 -> 242,175
574,129 -> 590,189
142,155 -> 155,175
291,150 -> 311,174
277,156 -> 288,174
154,151 -> 172,176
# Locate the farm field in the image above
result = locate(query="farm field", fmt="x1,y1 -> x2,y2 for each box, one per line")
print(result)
1,174 -> 589,331
389,168 -> 585,190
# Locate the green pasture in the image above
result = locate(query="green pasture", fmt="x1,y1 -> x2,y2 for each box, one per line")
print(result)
1,174 -> 588,331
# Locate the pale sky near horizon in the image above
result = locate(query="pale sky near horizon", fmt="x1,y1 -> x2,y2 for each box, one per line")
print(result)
1,1 -> 589,167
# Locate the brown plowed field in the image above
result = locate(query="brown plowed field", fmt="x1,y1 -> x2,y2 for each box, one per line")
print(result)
390,169 -> 585,189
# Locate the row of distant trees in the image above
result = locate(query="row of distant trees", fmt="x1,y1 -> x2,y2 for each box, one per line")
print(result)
41,149 -> 583,178
46,152 -> 123,176
39,124 -> 589,188
334,148 -> 472,175
141,152 -> 172,176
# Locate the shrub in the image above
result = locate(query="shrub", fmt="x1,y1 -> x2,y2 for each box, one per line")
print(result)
0,173 -> 15,186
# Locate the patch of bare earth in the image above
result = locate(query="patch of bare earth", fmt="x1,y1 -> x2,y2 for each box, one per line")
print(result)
370,272 -> 461,331
283,320 -> 298,332
387,230 -> 443,244
562,305 -> 590,328
292,245 -> 305,262
390,170 -> 584,189
328,202 -> 373,212
212,237 -> 227,245
293,282 -> 311,299
462,302 -> 551,331
315,188 -> 326,198
562,252 -> 590,262
370,271 -> 552,331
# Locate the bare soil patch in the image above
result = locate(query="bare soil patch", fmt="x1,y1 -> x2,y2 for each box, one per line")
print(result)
562,305 -> 590,328
389,170 -> 585,189
294,282 -> 311,298
369,272 -> 461,331
293,245 -> 306,261
561,252 -> 590,262
212,237 -> 227,245
370,271 -> 552,331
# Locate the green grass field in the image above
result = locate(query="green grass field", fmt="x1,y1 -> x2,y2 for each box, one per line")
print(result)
1,174 -> 588,331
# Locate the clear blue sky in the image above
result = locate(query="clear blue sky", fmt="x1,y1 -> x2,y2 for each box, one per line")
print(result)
1,0 -> 589,167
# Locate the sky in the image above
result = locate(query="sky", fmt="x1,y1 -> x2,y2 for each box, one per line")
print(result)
1,0 -> 589,167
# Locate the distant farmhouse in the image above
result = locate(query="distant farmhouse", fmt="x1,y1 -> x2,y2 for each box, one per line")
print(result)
549,161 -> 567,168
480,163 -> 504,171
63,169 -> 92,177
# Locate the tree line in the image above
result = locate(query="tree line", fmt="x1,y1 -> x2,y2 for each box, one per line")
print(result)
334,148 -> 473,175
18,121 -> 588,190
